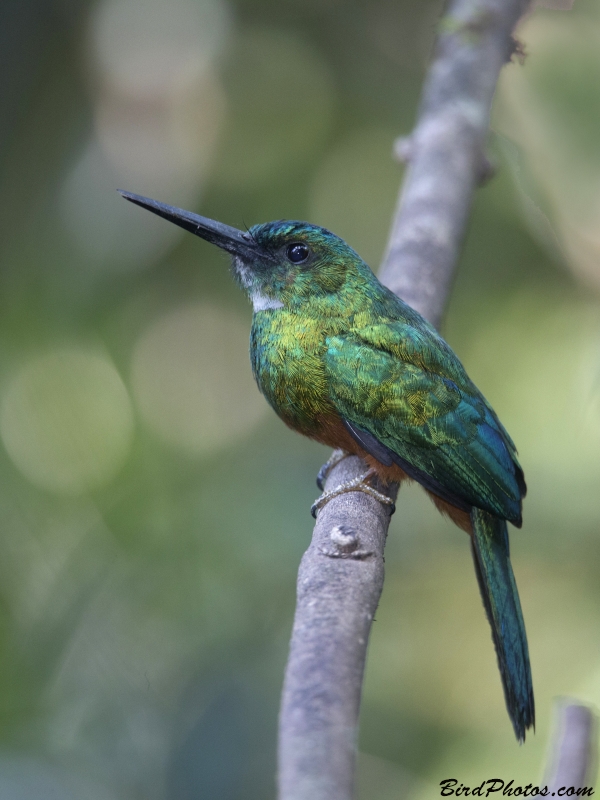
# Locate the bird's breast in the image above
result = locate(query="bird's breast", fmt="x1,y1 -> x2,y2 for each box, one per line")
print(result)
250,310 -> 338,436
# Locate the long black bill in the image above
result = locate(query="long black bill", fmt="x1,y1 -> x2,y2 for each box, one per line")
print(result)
119,190 -> 263,261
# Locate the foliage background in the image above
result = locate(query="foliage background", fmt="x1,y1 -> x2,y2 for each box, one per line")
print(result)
0,0 -> 599,796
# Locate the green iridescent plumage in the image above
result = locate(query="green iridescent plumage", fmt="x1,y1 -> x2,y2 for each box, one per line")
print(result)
247,225 -> 534,740
248,222 -> 524,521
120,192 -> 535,742
471,509 -> 534,742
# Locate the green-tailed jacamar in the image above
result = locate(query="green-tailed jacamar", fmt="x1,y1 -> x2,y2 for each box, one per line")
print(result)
120,190 -> 534,742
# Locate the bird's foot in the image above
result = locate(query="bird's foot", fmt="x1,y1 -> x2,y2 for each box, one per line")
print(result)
316,448 -> 350,491
311,468 -> 396,519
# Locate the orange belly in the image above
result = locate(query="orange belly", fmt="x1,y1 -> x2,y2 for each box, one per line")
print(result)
305,412 -> 473,534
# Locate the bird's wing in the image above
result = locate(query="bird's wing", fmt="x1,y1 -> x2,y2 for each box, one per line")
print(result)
324,322 -> 525,523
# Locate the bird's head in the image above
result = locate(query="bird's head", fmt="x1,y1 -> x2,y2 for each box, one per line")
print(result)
119,191 -> 368,312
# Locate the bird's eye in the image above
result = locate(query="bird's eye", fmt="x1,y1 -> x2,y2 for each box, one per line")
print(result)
286,243 -> 310,264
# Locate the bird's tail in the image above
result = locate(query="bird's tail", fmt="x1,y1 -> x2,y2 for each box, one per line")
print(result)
470,508 -> 535,742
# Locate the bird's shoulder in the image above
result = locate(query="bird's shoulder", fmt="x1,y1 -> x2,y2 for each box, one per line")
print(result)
325,304 -> 473,394
324,317 -> 467,431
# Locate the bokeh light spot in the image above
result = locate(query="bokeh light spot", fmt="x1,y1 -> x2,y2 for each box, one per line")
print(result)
213,27 -> 336,188
309,128 -> 401,268
59,0 -> 231,271
59,140 -> 186,270
0,350 -> 134,494
495,12 -> 600,290
60,63 -> 226,272
131,303 -> 267,455
90,0 -> 231,99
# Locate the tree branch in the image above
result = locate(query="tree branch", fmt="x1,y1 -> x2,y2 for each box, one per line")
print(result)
277,2 -> 530,798
380,0 -> 527,328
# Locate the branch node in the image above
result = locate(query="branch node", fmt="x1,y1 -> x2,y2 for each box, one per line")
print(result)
509,35 -> 527,64
393,136 -> 414,164
438,8 -> 501,42
478,154 -> 496,185
330,525 -> 359,553
318,546 -> 374,561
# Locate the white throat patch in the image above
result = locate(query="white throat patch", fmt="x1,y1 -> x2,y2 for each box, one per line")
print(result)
251,291 -> 284,312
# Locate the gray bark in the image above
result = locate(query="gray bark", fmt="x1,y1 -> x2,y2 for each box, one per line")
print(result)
277,2 -> 530,798
379,0 -> 528,329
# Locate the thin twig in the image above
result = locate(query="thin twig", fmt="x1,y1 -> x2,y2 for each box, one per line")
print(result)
277,2 -> 530,799
545,701 -> 597,793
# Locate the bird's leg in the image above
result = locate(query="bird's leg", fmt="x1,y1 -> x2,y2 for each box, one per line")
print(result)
311,467 -> 396,518
316,448 -> 351,491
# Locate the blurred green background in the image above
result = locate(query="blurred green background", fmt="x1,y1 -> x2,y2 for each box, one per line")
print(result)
0,0 -> 599,797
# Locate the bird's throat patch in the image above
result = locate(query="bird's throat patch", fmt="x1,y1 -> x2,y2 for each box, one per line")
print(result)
251,292 -> 285,312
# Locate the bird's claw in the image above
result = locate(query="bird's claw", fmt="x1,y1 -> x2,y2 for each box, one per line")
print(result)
316,449 -> 349,490
311,471 -> 396,518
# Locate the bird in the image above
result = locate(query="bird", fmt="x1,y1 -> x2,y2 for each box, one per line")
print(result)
119,190 -> 534,742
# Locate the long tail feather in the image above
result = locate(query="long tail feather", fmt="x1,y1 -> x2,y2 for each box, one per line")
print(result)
470,508 -> 535,742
